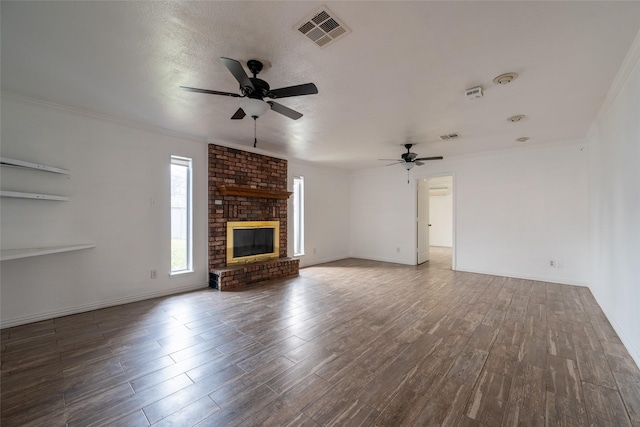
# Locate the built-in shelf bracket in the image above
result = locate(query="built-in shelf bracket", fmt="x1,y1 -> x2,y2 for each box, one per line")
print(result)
0,157 -> 71,175
1,157 -> 70,200
216,185 -> 292,199
1,244 -> 95,261
0,191 -> 69,201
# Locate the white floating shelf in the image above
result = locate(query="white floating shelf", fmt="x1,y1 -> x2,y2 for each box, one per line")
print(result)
1,244 -> 95,261
0,157 -> 70,175
0,191 -> 69,201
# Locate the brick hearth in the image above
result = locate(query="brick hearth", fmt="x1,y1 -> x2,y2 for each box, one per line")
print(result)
208,144 -> 299,290
210,258 -> 300,291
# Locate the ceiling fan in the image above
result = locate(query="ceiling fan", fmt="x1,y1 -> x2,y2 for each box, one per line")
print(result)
379,144 -> 444,182
180,57 -> 318,122
380,144 -> 443,170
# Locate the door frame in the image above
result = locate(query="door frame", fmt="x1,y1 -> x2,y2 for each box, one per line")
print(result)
413,172 -> 456,269
416,178 -> 430,264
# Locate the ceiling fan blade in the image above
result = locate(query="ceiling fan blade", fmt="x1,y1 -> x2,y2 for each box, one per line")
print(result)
180,86 -> 241,97
415,161 -> 425,166
268,101 -> 303,120
384,162 -> 402,167
414,156 -> 444,161
378,159 -> 401,161
231,108 -> 246,120
268,83 -> 318,99
220,57 -> 255,92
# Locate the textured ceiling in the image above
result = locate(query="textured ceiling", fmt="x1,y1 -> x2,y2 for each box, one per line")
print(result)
2,1 -> 639,170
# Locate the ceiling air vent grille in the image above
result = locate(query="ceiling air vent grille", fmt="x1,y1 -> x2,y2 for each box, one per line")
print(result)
296,6 -> 351,48
439,133 -> 460,141
312,11 -> 330,24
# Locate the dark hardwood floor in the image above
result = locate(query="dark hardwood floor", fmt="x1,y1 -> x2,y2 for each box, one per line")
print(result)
2,247 -> 639,426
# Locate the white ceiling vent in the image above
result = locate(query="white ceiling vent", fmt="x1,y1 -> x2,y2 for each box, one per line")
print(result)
296,6 -> 351,48
439,133 -> 460,141
429,187 -> 451,197
465,86 -> 483,100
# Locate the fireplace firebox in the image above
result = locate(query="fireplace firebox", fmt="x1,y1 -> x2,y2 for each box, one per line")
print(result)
226,221 -> 280,265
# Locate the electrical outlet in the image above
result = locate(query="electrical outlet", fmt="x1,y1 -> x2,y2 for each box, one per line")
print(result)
549,260 -> 555,267
150,270 -> 157,279
313,248 -> 317,254
396,247 -> 401,253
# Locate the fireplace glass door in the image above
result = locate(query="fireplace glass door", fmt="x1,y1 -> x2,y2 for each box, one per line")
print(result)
233,228 -> 275,258
226,221 -> 280,265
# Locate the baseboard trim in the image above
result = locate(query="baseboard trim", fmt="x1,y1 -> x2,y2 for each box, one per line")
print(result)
299,254 -> 350,268
347,254 -> 414,266
591,296 -> 640,370
454,267 -> 588,287
0,283 -> 208,329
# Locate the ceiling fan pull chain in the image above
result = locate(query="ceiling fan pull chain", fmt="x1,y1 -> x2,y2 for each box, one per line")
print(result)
253,117 -> 257,148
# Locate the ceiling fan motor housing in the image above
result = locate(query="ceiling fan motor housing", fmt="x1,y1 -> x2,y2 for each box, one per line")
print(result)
246,78 -> 271,99
402,144 -> 417,161
244,59 -> 275,99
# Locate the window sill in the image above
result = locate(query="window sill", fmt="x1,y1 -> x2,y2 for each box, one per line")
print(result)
294,253 -> 305,257
170,270 -> 194,278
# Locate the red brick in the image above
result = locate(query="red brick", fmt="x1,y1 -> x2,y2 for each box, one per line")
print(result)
209,144 -> 292,284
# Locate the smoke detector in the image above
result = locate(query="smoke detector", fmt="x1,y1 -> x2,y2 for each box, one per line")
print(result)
515,137 -> 530,142
493,72 -> 519,85
439,133 -> 460,141
507,114 -> 526,122
296,6 -> 351,48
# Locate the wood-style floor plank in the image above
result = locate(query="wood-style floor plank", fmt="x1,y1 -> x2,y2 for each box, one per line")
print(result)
2,247 -> 639,426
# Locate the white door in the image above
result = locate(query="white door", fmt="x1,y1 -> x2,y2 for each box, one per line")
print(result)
417,178 -> 430,264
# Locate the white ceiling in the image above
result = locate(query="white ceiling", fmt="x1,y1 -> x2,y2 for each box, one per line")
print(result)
2,1 -> 639,170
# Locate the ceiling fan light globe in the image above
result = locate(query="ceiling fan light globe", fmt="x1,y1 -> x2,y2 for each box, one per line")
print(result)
403,162 -> 415,170
240,98 -> 270,118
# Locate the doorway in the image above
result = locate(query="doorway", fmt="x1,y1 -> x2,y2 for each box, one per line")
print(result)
416,175 -> 454,269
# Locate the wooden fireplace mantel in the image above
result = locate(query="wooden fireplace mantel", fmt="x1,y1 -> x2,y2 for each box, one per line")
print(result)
216,184 -> 292,199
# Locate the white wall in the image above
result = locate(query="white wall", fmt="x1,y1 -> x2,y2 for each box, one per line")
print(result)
0,96 -> 352,327
429,192 -> 453,247
350,166 -> 417,264
586,34 -> 640,366
0,96 -> 209,327
289,161 -> 351,268
350,142 -> 589,286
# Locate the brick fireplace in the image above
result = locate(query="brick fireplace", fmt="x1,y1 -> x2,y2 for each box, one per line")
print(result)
208,144 -> 299,290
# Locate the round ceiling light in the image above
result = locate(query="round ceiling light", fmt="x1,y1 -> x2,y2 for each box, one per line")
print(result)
507,114 -> 526,122
493,72 -> 519,85
402,162 -> 415,170
240,98 -> 270,118
515,137 -> 530,142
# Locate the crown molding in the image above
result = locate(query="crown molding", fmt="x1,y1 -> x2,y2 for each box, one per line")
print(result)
356,138 -> 585,176
207,136 -> 351,174
445,138 -> 585,162
587,28 -> 640,139
1,92 -> 351,174
1,92 -> 208,144
206,136 -> 289,161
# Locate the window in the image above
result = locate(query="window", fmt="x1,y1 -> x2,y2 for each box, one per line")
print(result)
170,156 -> 193,274
293,176 -> 304,256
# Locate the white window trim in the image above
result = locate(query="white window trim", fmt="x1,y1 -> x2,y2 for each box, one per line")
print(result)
171,156 -> 193,275
293,176 -> 305,257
